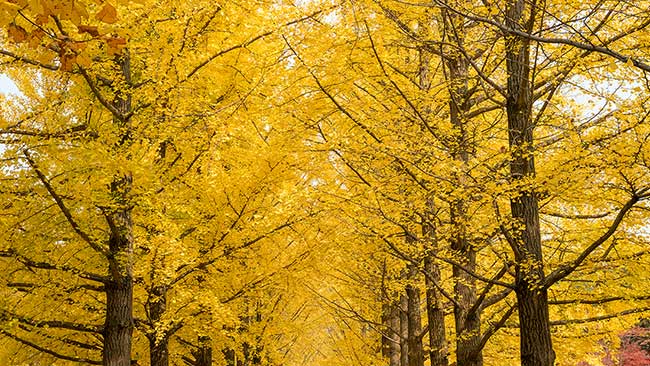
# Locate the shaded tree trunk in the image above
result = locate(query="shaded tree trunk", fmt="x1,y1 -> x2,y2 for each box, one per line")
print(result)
103,52 -> 135,366
147,285 -> 169,366
183,336 -> 212,366
504,0 -> 555,365
406,265 -> 424,366
400,293 -> 409,366
194,336 -> 212,366
439,6 -> 482,366
424,257 -> 448,366
382,302 -> 401,366
418,11 -> 449,366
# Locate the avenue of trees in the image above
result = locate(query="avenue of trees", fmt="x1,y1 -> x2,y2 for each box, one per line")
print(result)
1,0 -> 650,365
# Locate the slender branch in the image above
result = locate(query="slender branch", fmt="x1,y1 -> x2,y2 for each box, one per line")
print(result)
186,31 -> 272,79
186,8 -> 334,80
541,211 -> 611,219
0,329 -> 102,364
22,151 -> 107,256
475,304 -> 516,356
549,294 -> 650,305
79,68 -> 126,122
550,306 -> 650,326
544,194 -> 643,288
282,35 -> 383,144
0,249 -> 107,283
0,310 -> 102,333
467,265 -> 508,319
0,49 -> 58,70
433,0 -> 650,72
170,218 -> 300,286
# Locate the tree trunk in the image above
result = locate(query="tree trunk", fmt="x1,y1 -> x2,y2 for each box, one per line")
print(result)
149,336 -> 169,366
195,336 -> 212,366
382,302 -> 401,366
400,293 -> 409,366
505,0 -> 555,365
406,266 -> 424,366
103,274 -> 134,366
183,336 -> 212,366
439,6 -> 483,366
148,285 -> 169,366
419,11 -> 449,366
424,257 -> 448,366
103,53 -> 134,366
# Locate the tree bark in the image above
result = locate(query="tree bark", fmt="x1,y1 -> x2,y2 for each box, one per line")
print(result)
439,6 -> 483,366
147,285 -> 169,366
504,0 -> 556,365
194,336 -> 212,366
424,257 -> 448,366
400,293 -> 409,366
103,52 -> 135,366
418,11 -> 449,366
406,266 -> 424,366
382,302 -> 401,366
103,274 -> 133,366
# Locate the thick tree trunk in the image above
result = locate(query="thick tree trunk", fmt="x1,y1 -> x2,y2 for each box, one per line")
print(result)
406,265 -> 424,366
103,182 -> 134,366
400,293 -> 409,366
418,12 -> 449,366
148,285 -> 169,366
149,336 -> 169,366
505,1 -> 555,365
103,52 -> 135,366
382,302 -> 401,366
424,257 -> 448,366
103,274 -> 133,366
194,336 -> 212,366
439,7 -> 483,366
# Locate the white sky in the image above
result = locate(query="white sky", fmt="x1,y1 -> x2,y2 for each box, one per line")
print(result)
0,74 -> 19,95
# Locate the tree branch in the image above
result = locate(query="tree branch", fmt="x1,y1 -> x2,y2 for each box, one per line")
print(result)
0,329 -> 101,364
23,151 -> 107,256
544,194 -> 644,288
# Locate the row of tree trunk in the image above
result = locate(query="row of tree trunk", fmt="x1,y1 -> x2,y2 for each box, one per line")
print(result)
380,1 -> 554,366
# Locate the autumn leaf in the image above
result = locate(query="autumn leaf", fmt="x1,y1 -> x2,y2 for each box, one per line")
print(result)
96,3 -> 118,24
77,24 -> 100,37
27,29 -> 44,48
34,14 -> 49,26
59,51 -> 76,71
7,23 -> 27,43
75,52 -> 92,67
106,35 -> 126,55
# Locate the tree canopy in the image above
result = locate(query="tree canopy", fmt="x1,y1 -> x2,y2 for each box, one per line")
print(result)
1,0 -> 650,366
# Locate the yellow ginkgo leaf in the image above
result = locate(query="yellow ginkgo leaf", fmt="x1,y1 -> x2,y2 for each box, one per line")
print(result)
96,3 -> 117,24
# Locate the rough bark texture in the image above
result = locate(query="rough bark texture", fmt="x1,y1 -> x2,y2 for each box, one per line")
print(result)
424,257 -> 448,366
505,1 -> 556,365
147,285 -> 169,366
440,7 -> 483,366
103,275 -> 133,366
400,293 -> 409,366
419,12 -> 449,366
382,302 -> 401,366
103,53 -> 135,366
406,265 -> 424,366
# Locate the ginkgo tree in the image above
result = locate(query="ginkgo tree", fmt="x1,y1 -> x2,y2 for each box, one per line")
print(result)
276,0 -> 650,366
4,0 -> 650,365
0,1 -> 333,366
